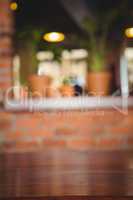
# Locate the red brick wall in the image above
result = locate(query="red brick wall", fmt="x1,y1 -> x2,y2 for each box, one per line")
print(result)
0,0 -> 13,92
0,109 -> 133,152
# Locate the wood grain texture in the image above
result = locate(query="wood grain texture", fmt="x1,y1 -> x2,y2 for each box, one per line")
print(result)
0,149 -> 133,198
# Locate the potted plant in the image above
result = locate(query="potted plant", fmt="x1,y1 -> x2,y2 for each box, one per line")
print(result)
16,28 -> 53,97
28,74 -> 52,97
85,30 -> 112,96
81,3 -> 126,96
60,77 -> 74,97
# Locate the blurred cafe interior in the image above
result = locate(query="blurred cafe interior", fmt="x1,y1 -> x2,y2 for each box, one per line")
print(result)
9,0 -> 133,98
0,0 -> 133,199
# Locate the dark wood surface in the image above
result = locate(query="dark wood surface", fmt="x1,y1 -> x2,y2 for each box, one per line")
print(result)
1,198 -> 133,200
0,149 -> 133,198
1,197 -> 132,200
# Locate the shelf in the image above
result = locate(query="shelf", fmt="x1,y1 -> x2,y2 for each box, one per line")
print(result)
3,96 -> 133,112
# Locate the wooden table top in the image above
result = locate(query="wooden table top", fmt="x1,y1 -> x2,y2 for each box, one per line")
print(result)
0,149 -> 133,198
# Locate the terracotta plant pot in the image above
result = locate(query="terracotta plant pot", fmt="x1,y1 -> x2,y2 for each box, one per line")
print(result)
46,87 -> 61,98
28,74 -> 52,97
86,71 -> 112,96
60,85 -> 74,97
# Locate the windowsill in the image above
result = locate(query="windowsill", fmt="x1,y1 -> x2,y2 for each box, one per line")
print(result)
3,96 -> 133,112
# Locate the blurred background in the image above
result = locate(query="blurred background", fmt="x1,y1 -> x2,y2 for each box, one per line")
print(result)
0,1 -> 133,197
10,0 -> 133,98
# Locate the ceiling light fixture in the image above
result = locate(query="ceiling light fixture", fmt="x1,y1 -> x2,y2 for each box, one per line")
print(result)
10,2 -> 18,11
125,27 -> 133,38
43,32 -> 65,42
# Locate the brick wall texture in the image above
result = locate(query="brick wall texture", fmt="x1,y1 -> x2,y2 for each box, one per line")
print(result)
0,0 -> 13,92
0,109 -> 133,152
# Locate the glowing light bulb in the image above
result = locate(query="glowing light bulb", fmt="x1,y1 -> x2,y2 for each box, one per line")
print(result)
10,2 -> 18,11
43,32 -> 65,42
125,27 -> 133,38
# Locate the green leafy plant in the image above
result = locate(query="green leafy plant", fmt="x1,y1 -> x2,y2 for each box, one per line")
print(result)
81,1 -> 127,72
41,43 -> 65,62
62,77 -> 72,85
16,27 -> 43,75
15,27 -> 44,86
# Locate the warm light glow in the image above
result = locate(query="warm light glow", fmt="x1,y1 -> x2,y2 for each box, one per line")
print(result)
125,27 -> 133,38
10,2 -> 18,11
43,32 -> 65,42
